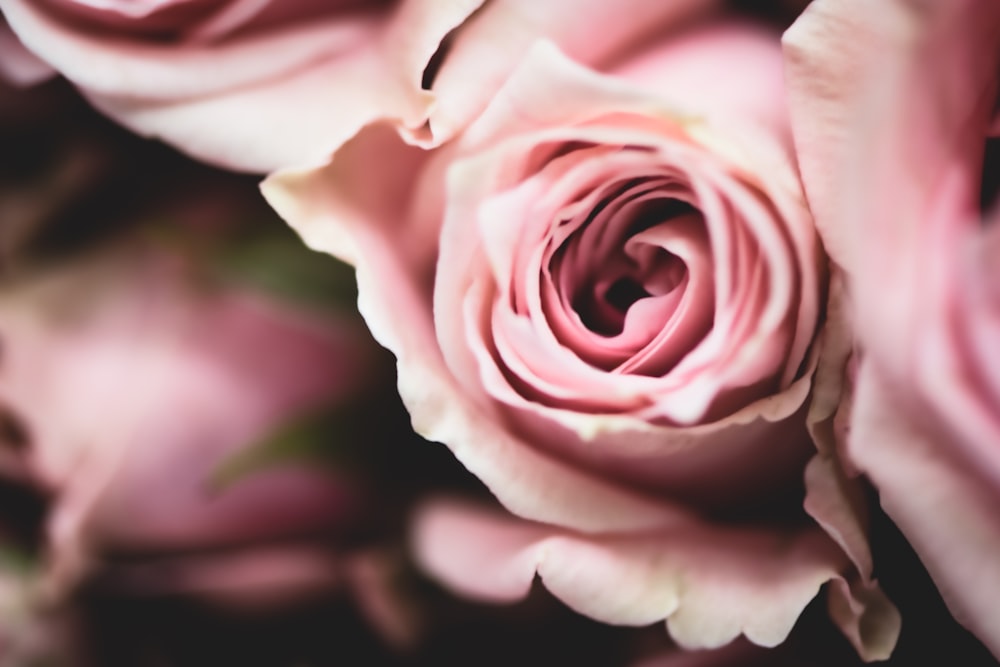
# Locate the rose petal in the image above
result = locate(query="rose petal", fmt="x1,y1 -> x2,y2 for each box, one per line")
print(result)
787,7 -> 1000,657
784,0 -> 1000,276
415,0 -> 720,145
848,363 -> 1000,657
0,0 -> 483,171
801,273 -> 874,581
413,499 -> 871,651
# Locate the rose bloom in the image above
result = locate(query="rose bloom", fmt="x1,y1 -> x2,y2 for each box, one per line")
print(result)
0,244 -> 387,610
265,10 -> 901,661
0,0 -> 483,171
785,0 -> 1000,658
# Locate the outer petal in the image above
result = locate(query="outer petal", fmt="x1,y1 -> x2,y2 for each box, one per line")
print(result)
848,364 -> 1000,657
417,0 -> 719,145
783,0 -> 1000,276
0,0 -> 483,171
413,499 -> 888,655
802,273 -> 873,581
786,3 -> 1000,654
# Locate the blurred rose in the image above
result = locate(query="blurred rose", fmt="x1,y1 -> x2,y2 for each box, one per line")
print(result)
0,242 -> 388,611
265,10 -> 898,661
784,0 -> 1000,657
0,0 -> 483,171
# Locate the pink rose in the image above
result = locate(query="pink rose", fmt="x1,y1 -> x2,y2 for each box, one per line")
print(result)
0,244 -> 383,608
784,0 -> 1000,657
0,0 -> 483,171
265,13 -> 900,660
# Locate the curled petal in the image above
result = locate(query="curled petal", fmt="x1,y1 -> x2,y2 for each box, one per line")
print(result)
418,0 -> 720,145
849,363 -> 1000,657
413,499 -> 896,656
787,3 -> 1000,656
784,0 -> 1000,276
0,0 -> 483,171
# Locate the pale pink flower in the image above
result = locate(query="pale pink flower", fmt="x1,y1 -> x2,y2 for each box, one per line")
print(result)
0,245 -> 380,607
265,13 -> 899,660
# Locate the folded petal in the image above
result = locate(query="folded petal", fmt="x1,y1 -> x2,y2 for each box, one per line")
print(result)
418,0 -> 719,145
784,0 -> 1000,275
848,364 -> 1000,657
0,0 -> 483,171
413,499 -> 892,654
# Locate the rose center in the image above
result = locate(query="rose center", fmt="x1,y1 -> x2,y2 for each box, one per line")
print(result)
565,194 -> 698,337
579,247 -> 688,336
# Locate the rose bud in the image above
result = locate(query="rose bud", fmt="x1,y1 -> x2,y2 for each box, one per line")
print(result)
785,0 -> 1000,657
264,10 -> 900,662
0,241 -> 386,610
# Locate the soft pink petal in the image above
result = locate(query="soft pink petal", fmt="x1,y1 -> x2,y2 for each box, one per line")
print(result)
848,363 -> 1000,657
803,455 -> 872,582
612,20 -> 792,148
0,0 -> 378,98
418,0 -> 720,145
440,38 -> 815,396
413,499 -> 887,653
784,0 -> 1000,275
1,0 -> 483,171
801,273 -> 874,582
